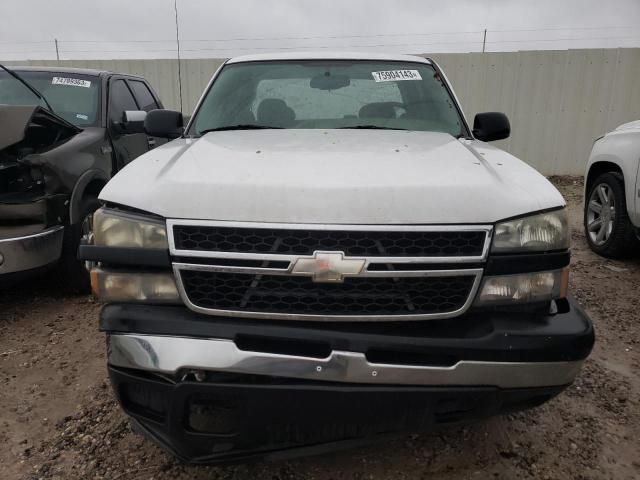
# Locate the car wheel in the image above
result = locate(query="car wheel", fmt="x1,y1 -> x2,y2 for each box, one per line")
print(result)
57,196 -> 101,294
584,172 -> 638,258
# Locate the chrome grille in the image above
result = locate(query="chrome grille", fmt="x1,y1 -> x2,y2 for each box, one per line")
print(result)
180,271 -> 477,317
168,220 -> 491,321
173,225 -> 486,257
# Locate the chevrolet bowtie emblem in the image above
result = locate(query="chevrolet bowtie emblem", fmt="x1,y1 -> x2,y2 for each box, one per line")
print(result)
291,251 -> 366,283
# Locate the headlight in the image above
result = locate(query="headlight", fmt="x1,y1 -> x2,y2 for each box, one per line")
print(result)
93,208 -> 168,249
492,209 -> 569,253
90,268 -> 180,302
474,268 -> 569,307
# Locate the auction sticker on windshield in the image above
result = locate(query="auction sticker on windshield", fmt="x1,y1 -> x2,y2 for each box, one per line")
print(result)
52,77 -> 92,88
371,70 -> 422,82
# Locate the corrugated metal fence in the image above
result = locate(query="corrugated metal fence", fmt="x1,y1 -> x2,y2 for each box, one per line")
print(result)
434,49 -> 640,175
6,48 -> 640,175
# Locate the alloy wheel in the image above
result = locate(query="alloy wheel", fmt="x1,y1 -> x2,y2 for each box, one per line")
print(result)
586,183 -> 616,246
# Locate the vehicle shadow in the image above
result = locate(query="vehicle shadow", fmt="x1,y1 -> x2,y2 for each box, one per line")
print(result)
167,419 -> 512,479
0,268 -> 81,306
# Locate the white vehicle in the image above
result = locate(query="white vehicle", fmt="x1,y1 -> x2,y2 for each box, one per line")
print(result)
81,53 -> 593,463
584,120 -> 640,257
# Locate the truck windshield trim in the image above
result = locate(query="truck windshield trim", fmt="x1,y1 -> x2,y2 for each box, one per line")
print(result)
188,60 -> 469,138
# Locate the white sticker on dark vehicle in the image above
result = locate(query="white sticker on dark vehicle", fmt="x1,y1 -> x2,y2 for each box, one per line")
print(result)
52,77 -> 91,88
76,113 -> 89,120
371,70 -> 422,82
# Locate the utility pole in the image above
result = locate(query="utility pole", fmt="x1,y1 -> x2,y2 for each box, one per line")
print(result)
55,38 -> 60,61
174,0 -> 183,113
482,29 -> 487,53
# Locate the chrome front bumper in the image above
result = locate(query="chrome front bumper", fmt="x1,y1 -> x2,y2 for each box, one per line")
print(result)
0,226 -> 64,275
108,334 -> 583,389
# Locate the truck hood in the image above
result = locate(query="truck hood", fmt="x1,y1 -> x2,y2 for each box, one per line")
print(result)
100,129 -> 565,224
0,105 -> 80,151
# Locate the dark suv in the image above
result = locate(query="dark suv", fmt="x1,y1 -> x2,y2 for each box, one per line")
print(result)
0,66 -> 167,291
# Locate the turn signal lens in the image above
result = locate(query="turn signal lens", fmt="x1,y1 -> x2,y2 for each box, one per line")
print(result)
91,268 -> 180,303
474,268 -> 568,307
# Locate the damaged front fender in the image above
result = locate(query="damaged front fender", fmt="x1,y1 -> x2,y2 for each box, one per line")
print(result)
1,105 -> 108,240
0,104 -> 80,152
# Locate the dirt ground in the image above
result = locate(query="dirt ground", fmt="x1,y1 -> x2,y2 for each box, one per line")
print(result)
1,177 -> 638,480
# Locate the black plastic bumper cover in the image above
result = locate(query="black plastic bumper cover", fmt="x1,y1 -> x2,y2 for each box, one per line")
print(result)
111,367 -> 567,464
102,298 -> 593,463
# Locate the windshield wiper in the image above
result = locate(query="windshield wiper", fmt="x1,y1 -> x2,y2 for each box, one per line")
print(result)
199,125 -> 284,135
0,64 -> 54,113
338,125 -> 408,131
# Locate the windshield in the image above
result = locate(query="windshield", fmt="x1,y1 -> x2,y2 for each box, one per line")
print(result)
190,60 -> 465,136
0,71 -> 100,127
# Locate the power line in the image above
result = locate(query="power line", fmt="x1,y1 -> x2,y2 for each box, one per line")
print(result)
0,50 -> 58,54
486,35 -> 640,44
0,40 -> 53,45
16,40 -> 483,54
176,36 -> 640,52
181,25 -> 640,43
180,41 -> 488,52
1,32 -> 639,57
43,48 -> 179,54
21,34 -> 636,55
49,39 -> 176,44
1,25 -> 636,47
0,49 -> 175,55
488,25 -> 638,33
181,31 -> 483,43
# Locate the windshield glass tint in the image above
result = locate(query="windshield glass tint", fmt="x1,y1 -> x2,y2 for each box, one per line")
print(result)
0,71 -> 100,126
191,61 -> 464,135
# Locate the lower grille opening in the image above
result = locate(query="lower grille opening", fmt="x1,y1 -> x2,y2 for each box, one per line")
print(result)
186,393 -> 244,434
235,334 -> 331,359
119,381 -> 169,423
366,349 -> 459,367
180,270 -> 476,317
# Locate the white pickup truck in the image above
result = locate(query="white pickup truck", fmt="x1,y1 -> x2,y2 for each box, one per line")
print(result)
584,120 -> 640,257
81,53 -> 594,463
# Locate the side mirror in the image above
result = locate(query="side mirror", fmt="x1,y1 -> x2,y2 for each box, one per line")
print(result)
144,109 -> 184,139
120,110 -> 147,134
473,112 -> 510,142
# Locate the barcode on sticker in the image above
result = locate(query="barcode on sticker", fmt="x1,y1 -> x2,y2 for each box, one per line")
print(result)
371,70 -> 422,82
52,77 -> 91,88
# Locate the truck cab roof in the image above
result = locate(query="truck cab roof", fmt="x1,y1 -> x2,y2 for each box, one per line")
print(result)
226,51 -> 433,64
7,66 -> 144,80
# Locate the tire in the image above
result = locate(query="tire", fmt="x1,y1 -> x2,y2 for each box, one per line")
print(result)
584,172 -> 638,258
57,196 -> 101,294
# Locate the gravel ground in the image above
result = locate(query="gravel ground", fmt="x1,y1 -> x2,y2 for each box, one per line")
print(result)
1,177 -> 639,480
